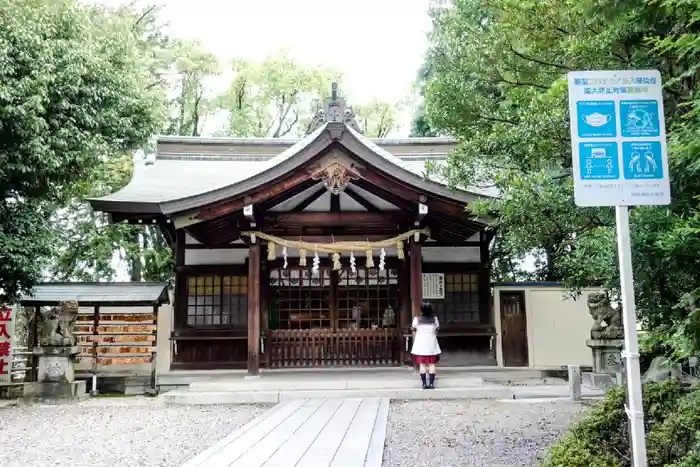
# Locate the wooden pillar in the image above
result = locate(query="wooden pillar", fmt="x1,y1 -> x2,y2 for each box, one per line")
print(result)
259,261 -> 270,368
398,260 -> 411,365
410,236 -> 422,317
329,270 -> 339,331
150,304 -> 159,392
247,242 -> 261,375
174,229 -> 187,331
479,230 -> 492,325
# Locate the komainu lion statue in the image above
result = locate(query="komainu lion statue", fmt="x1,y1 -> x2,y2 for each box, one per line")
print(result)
587,292 -> 624,340
38,300 -> 79,346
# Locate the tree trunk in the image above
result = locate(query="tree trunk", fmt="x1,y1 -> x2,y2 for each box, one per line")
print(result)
128,230 -> 142,282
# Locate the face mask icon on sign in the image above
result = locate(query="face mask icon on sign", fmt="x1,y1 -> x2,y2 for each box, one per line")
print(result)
583,112 -> 612,127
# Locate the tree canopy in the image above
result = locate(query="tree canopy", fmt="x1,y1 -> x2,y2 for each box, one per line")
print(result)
0,1 -> 408,303
419,0 -> 700,356
0,0 -> 166,302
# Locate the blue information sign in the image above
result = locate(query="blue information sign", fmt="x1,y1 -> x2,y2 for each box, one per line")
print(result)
576,101 -> 616,138
568,70 -> 670,206
620,100 -> 660,137
622,141 -> 663,180
578,142 -> 619,180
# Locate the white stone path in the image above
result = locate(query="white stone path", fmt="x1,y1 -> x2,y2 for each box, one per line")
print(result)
181,398 -> 389,467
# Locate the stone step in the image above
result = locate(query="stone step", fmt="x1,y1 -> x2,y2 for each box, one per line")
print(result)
162,384 -> 606,406
163,385 -> 513,405
157,367 -> 551,389
188,375 -> 484,393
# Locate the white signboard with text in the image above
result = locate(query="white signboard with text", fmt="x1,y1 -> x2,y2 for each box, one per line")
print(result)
422,273 -> 445,300
0,305 -> 15,383
568,70 -> 670,207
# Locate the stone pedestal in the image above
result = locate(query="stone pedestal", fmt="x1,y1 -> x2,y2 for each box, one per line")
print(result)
583,339 -> 624,389
25,346 -> 86,402
587,339 -> 624,373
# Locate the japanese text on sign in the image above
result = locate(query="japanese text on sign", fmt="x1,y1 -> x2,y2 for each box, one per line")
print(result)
0,306 -> 14,382
568,70 -> 670,207
422,273 -> 445,300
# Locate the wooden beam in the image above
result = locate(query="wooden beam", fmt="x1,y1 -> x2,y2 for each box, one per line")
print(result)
184,242 -> 248,249
265,211 -> 405,226
260,179 -> 319,211
344,186 -> 380,212
292,187 -> 327,211
416,202 -> 428,226
274,235 -> 401,243
353,179 -> 483,237
410,237 -> 422,318
174,230 -> 187,331
479,230 -> 491,325
356,168 -> 469,218
353,178 -> 415,212
194,171 -> 312,222
330,193 -> 341,212
247,242 -> 261,375
244,204 -> 256,225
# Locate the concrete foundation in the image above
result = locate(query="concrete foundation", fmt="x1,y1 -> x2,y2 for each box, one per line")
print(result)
24,380 -> 88,403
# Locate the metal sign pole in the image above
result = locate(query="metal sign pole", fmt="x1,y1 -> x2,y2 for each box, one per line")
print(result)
567,69 -> 670,467
615,205 -> 647,467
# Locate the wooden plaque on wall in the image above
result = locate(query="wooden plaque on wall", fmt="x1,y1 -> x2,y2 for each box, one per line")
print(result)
422,273 -> 445,300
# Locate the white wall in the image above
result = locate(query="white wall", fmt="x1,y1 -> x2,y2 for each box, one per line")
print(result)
494,285 -> 599,369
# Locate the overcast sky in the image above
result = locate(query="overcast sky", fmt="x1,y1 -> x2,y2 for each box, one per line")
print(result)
99,0 -> 433,133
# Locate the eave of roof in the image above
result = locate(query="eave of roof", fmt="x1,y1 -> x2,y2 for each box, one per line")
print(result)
87,123 -> 497,219
20,282 -> 170,307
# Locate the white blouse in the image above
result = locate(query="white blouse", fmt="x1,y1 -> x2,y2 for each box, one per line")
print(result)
410,316 -> 442,356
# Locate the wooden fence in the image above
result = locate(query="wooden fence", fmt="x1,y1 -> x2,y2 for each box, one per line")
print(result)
267,329 -> 398,367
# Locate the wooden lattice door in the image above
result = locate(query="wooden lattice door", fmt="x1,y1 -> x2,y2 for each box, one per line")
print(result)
500,291 -> 529,367
266,266 -> 400,367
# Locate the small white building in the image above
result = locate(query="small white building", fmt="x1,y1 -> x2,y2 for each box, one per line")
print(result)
493,282 -> 598,370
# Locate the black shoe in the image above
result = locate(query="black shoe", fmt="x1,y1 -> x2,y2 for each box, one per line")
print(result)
422,383 -> 428,390
428,383 -> 435,390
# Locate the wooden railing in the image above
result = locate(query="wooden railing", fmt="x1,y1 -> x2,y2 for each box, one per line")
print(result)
267,329 -> 398,367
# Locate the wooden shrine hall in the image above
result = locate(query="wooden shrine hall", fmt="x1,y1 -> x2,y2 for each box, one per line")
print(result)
89,86 -> 498,374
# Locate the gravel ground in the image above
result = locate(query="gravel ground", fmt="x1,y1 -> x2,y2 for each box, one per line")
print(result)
0,397 -> 269,467
383,399 -> 588,467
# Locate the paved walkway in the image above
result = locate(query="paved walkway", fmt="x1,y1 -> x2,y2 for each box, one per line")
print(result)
181,398 -> 389,467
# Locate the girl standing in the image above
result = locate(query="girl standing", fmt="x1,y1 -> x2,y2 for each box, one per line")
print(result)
410,301 -> 441,389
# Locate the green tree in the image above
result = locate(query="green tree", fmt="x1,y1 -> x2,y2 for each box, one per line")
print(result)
165,39 -> 220,137
410,64 -> 438,137
421,0 -> 700,355
218,51 -> 341,137
354,99 -> 402,138
0,0 -> 167,301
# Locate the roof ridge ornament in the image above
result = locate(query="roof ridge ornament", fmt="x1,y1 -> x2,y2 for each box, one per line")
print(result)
306,82 -> 363,134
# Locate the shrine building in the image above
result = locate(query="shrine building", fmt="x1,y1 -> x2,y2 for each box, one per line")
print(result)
89,88 -> 518,375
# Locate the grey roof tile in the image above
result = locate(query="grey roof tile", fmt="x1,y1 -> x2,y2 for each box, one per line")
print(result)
21,282 -> 170,306
89,124 -> 500,211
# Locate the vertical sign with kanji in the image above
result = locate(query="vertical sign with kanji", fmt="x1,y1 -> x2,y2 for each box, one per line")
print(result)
0,305 -> 14,383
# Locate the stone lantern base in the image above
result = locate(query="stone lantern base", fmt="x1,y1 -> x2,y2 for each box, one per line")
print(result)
24,346 -> 87,403
582,339 -> 624,389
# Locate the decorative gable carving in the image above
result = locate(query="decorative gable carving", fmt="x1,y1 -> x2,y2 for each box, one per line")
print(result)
311,152 -> 361,195
312,163 -> 359,195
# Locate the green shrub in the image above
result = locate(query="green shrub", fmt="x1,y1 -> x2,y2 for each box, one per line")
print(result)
541,380 -> 685,467
669,451 -> 700,467
541,435 -> 622,467
647,384 -> 700,466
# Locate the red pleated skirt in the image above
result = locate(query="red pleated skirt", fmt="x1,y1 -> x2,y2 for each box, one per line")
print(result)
412,354 -> 439,364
